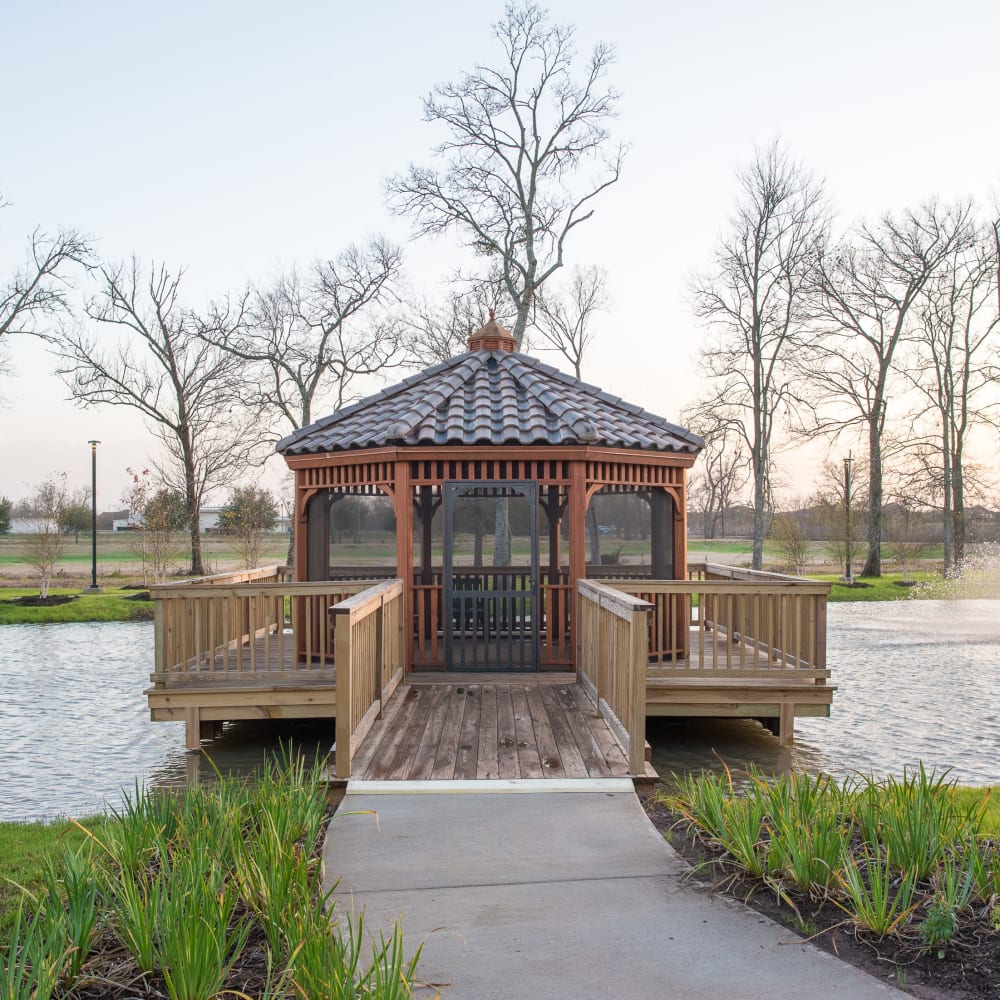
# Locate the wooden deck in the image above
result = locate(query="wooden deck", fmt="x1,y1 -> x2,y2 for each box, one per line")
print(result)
147,626 -> 833,750
343,678 -> 653,782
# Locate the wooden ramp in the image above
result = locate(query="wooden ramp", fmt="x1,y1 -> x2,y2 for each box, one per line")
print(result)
345,678 -> 655,783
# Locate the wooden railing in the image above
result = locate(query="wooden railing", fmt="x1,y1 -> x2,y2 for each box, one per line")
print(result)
608,562 -> 830,676
332,579 -> 405,779
151,571 -> 382,683
576,579 -> 652,775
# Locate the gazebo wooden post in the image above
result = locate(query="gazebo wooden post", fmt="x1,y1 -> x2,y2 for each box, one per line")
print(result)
394,458 -> 414,671
674,476 -> 688,580
568,461 -> 587,671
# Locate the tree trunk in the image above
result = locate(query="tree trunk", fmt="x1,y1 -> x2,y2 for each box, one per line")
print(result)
587,506 -> 601,564
952,446 -> 966,572
941,421 -> 953,576
751,459 -> 766,571
862,417 -> 883,577
493,500 -> 511,566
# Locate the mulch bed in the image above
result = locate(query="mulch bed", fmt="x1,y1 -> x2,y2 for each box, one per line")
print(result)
643,797 -> 1000,1000
4,594 -> 78,607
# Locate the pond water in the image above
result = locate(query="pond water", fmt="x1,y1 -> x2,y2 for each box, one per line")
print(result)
649,599 -> 1000,786
0,599 -> 997,822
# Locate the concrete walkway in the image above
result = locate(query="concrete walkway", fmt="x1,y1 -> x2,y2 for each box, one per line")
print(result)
323,779 -> 903,1000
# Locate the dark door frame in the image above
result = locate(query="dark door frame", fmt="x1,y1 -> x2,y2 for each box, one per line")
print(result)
442,480 -> 539,671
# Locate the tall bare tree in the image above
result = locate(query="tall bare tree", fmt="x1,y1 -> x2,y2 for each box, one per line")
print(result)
210,239 -> 404,432
907,223 -> 999,574
691,141 -> 828,569
533,264 -> 606,378
55,260 -> 263,575
387,2 -> 624,347
806,201 -> 975,576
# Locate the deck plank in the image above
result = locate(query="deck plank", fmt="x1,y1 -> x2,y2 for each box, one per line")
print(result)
455,685 -> 483,780
538,685 -> 589,778
568,684 -> 629,772
476,685 -> 501,779
360,686 -> 425,780
553,684 -> 614,777
511,686 -> 545,779
430,687 -> 469,780
408,685 -> 455,781
496,686 -> 520,779
384,686 -> 438,781
346,682 -> 413,776
525,686 -> 564,777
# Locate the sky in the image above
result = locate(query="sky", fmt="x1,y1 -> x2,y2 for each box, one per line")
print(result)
2,0 -> 998,511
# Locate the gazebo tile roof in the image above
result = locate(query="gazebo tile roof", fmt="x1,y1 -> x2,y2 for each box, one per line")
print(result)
277,348 -> 703,457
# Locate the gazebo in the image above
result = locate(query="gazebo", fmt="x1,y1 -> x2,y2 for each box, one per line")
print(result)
277,315 -> 703,674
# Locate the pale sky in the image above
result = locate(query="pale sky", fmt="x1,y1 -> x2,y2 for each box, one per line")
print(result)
2,0 -> 998,510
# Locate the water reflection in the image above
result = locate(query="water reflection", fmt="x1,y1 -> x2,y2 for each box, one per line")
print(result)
1,599 -> 997,822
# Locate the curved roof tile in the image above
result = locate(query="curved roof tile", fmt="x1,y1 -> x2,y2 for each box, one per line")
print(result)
277,349 -> 703,457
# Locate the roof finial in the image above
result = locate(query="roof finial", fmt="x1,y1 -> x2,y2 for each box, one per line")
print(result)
467,310 -> 516,353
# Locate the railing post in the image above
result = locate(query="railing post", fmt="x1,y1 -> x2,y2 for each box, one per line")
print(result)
375,594 -> 385,720
629,605 -> 649,776
334,607 -> 352,780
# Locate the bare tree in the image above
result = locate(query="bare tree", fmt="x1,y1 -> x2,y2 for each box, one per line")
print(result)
1,202 -> 92,350
691,141 -> 828,569
404,270 -> 511,367
387,2 -> 624,347
24,473 -> 71,598
806,201 -> 975,576
533,264 -> 607,377
906,223 -> 1000,574
683,408 -> 748,539
55,260 -> 264,575
211,239 -> 404,432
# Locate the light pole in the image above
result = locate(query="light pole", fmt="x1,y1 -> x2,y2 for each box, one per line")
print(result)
843,451 -> 854,585
86,440 -> 101,593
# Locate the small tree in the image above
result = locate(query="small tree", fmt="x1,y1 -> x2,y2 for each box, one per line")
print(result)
144,487 -> 188,583
885,502 -> 934,582
59,491 -> 91,543
0,496 -> 11,535
219,486 -> 278,569
769,511 -> 810,574
24,474 -> 71,597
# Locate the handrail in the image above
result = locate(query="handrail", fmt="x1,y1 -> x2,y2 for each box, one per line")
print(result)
332,579 -> 405,780
606,574 -> 830,674
151,577 -> 383,680
576,579 -> 651,775
158,565 -> 293,587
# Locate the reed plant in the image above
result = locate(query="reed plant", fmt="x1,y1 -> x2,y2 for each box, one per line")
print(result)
36,846 -> 101,988
1,755 -> 419,999
837,848 -> 918,937
661,765 -> 1000,949
0,900 -> 67,1000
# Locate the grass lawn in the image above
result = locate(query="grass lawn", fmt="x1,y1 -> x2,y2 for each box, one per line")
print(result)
0,816 -> 106,935
0,587 -> 153,624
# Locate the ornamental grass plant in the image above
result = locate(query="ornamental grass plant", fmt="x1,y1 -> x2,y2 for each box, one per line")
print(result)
0,755 -> 421,1000
662,765 -> 999,950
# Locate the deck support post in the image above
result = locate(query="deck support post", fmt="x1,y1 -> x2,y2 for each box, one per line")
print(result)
778,701 -> 795,747
184,707 -> 201,751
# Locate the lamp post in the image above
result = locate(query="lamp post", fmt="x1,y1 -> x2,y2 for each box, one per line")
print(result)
843,451 -> 854,585
86,440 -> 101,593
